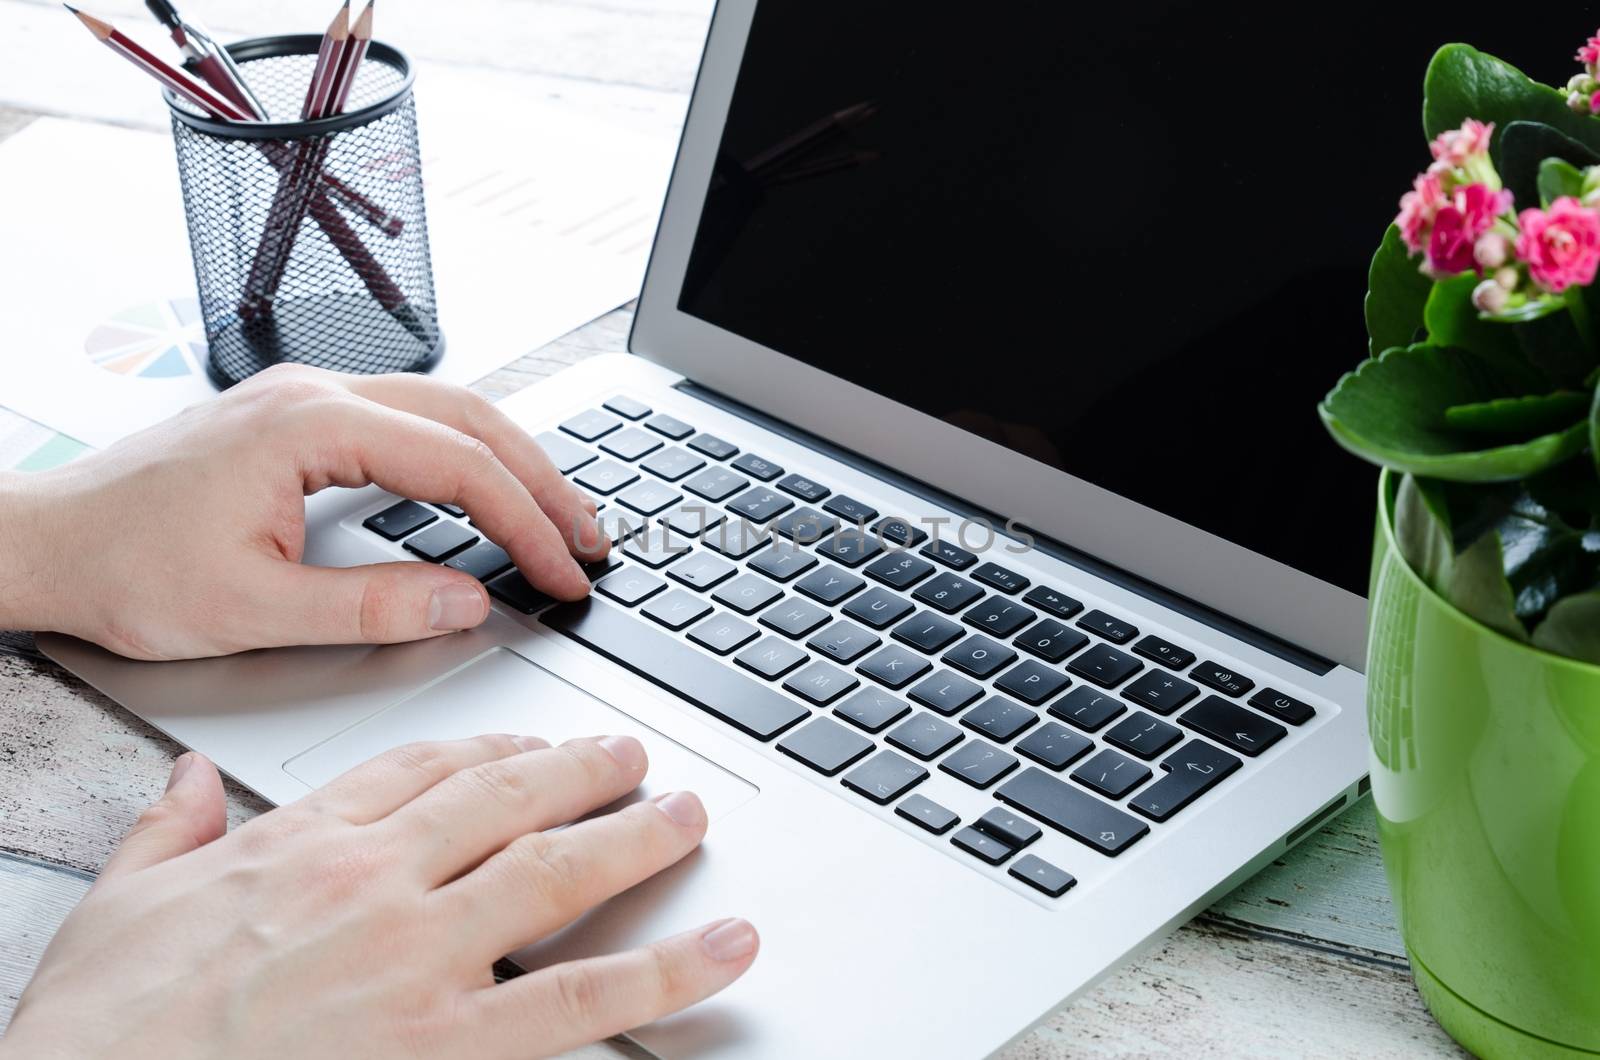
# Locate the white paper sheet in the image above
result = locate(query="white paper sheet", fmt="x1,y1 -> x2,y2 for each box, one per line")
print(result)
0,97 -> 673,448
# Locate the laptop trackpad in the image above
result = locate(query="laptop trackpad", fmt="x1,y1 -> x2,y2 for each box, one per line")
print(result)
284,646 -> 758,821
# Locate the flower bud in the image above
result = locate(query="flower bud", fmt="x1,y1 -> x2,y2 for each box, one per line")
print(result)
1472,278 -> 1509,314
1495,266 -> 1520,291
1572,90 -> 1592,114
1571,73 -> 1594,92
1474,231 -> 1510,269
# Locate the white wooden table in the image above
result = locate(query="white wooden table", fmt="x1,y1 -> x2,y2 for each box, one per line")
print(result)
0,1 -> 1464,1055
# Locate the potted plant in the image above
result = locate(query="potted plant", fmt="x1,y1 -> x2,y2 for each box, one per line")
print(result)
1319,30 -> 1600,1058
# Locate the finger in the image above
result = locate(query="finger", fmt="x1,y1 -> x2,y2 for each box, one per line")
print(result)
384,736 -> 648,884
297,734 -> 548,825
436,790 -> 707,959
309,399 -> 591,599
468,918 -> 759,1058
341,374 -> 606,561
97,752 -> 226,884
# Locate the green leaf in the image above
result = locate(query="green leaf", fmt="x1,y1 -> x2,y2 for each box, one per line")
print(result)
1539,158 -> 1586,207
1497,497 -> 1597,624
1497,121 -> 1599,210
1444,391 -> 1588,434
1514,303 -> 1598,385
1365,225 -> 1433,357
1423,44 -> 1600,156
1423,274 -> 1521,365
1532,592 -> 1600,663
1393,473 -> 1524,638
1320,344 -> 1580,481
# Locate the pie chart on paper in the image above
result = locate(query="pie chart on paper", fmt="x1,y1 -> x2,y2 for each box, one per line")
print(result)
83,297 -> 208,379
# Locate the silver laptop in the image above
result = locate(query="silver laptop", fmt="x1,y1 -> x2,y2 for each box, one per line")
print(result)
43,3 -> 1382,1056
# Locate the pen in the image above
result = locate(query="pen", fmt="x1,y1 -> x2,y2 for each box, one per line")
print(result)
143,0 -> 267,119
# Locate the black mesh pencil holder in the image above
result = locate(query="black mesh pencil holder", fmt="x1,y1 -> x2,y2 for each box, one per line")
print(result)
166,35 -> 443,389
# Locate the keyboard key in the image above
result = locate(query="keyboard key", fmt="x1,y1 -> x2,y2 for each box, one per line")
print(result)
1129,740 -> 1244,822
1191,661 -> 1257,698
600,426 -> 663,462
543,599 -> 810,740
940,740 -> 1019,788
833,687 -> 910,733
574,460 -> 640,495
891,611 -> 964,653
886,713 -> 964,760
842,750 -> 929,804
580,555 -> 623,582
807,620 -> 882,663
976,807 -> 1042,849
908,670 -> 984,715
920,539 -> 978,570
1049,686 -> 1126,731
712,573 -> 784,614
951,825 -> 1014,864
602,395 -> 651,420
731,453 -> 783,481
640,446 -> 705,482
1012,619 -> 1089,663
735,636 -> 808,680
782,660 -> 860,705
667,550 -> 737,591
941,635 -> 1016,679
603,509 -> 647,545
1015,722 -> 1093,770
749,543 -> 819,583
994,659 -> 1071,705
857,644 -> 933,689
873,517 -> 928,547
1133,634 -> 1195,670
688,433 -> 738,460
536,431 -> 598,474
773,507 -> 838,544
815,529 -> 884,567
403,521 -> 478,562
1009,854 -> 1076,897
596,568 -> 667,606
1105,712 -> 1183,760
727,486 -> 794,523
795,565 -> 866,605
645,413 -> 695,440
623,533 -> 690,570
1023,585 -> 1083,619
896,794 -> 959,835
704,520 -> 772,559
1179,695 -> 1287,756
776,473 -> 830,502
1067,643 -> 1143,688
687,612 -> 759,655
487,569 -> 554,613
963,598 -> 1036,638
1117,668 -> 1198,715
560,409 -> 622,441
822,494 -> 878,524
433,502 -> 467,518
1078,609 -> 1139,644
1250,687 -> 1316,726
777,718 -> 873,776
683,467 -> 749,503
760,597 -> 831,638
960,696 -> 1039,742
364,499 -> 436,540
912,572 -> 986,613
640,588 -> 713,630
865,551 -> 935,590
971,561 -> 1029,594
617,479 -> 681,516
842,587 -> 915,629
997,767 -> 1150,856
1071,748 -> 1152,798
443,541 -> 514,582
660,504 -> 723,538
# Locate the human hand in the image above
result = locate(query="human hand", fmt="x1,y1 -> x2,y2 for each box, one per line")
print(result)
0,365 -> 607,659
2,735 -> 757,1060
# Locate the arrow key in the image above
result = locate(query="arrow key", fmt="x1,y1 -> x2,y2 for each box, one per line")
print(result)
1129,739 -> 1243,822
1178,695 -> 1287,757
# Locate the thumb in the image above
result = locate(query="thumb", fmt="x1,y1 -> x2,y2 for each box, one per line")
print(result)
260,559 -> 492,647
98,752 -> 226,884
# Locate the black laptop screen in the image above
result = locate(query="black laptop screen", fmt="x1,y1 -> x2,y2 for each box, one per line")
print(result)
678,3 -> 1592,595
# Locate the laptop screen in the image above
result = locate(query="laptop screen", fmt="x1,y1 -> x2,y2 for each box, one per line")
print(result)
677,3 -> 1587,596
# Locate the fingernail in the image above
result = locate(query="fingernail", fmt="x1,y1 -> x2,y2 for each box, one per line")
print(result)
701,918 -> 757,962
165,752 -> 195,793
428,583 -> 486,631
653,790 -> 704,828
597,734 -> 646,773
512,735 -> 548,753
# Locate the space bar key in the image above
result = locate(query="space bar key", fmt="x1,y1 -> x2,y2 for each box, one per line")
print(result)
541,597 -> 810,741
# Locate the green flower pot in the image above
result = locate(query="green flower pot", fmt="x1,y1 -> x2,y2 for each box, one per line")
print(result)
1369,470 -> 1600,1057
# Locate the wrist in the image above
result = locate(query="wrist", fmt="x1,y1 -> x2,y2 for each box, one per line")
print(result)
0,470 -> 74,632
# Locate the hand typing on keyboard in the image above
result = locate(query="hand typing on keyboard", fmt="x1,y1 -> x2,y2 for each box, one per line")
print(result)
0,365 -> 607,659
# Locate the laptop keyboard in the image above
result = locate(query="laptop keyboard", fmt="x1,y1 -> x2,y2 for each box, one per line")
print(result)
358,396 -> 1320,900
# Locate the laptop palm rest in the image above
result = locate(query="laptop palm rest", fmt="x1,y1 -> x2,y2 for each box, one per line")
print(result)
284,645 -> 759,822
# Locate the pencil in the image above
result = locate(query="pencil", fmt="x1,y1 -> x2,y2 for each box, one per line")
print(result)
65,5 -> 252,122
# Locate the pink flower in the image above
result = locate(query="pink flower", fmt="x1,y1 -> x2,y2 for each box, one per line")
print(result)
1578,32 -> 1600,69
1591,89 -> 1600,114
1516,197 -> 1600,293
1397,172 -> 1447,253
1425,184 -> 1514,276
1429,119 -> 1495,166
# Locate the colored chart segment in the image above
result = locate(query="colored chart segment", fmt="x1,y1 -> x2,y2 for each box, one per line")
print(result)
84,297 -> 207,379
